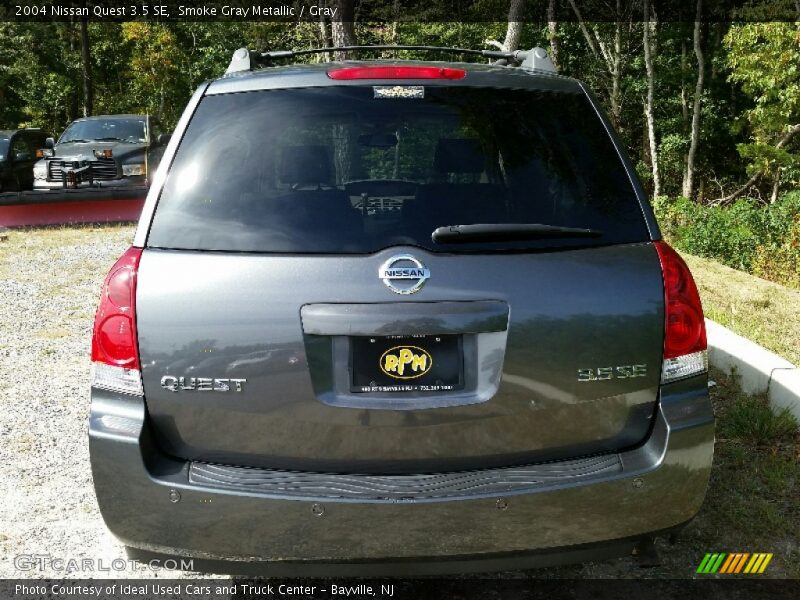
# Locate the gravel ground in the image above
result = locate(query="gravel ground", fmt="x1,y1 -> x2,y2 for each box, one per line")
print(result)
0,225 -> 795,585
0,224 -> 205,579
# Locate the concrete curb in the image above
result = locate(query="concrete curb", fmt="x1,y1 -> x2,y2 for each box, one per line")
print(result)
705,319 -> 800,423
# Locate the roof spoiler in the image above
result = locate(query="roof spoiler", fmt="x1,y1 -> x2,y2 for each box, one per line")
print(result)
225,45 -> 556,75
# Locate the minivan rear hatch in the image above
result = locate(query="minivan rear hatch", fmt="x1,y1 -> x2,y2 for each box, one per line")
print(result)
136,72 -> 663,473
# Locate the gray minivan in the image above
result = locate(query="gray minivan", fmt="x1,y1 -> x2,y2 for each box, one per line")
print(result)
88,46 -> 713,575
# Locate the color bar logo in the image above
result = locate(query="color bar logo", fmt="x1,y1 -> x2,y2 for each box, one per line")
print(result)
696,552 -> 773,574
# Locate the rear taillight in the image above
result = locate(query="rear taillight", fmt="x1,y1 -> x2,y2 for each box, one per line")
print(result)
654,241 -> 708,383
327,66 -> 466,80
91,247 -> 143,395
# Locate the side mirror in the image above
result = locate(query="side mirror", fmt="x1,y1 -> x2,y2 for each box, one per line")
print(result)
14,151 -> 32,162
45,137 -> 55,149
156,133 -> 172,146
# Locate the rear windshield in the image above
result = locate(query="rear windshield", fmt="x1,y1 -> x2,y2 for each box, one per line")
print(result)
148,85 -> 648,253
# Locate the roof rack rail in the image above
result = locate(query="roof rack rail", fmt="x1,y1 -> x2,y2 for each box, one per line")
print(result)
225,45 -> 556,75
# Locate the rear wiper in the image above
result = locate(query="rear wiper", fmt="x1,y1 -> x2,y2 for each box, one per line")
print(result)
432,223 -> 603,244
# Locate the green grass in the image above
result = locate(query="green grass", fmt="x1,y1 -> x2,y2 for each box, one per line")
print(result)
720,393 -> 797,446
680,252 -> 800,366
691,369 -> 800,578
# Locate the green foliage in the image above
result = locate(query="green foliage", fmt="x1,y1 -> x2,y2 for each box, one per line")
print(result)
724,19 -> 800,187
654,192 -> 800,288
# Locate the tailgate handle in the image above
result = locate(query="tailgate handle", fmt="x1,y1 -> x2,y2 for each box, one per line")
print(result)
301,301 -> 509,336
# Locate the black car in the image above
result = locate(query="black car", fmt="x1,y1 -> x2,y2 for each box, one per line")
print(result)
0,128 -> 50,192
33,114 -> 170,189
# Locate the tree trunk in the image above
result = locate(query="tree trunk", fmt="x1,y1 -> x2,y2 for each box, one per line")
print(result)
332,124 -> 361,183
502,0 -> 526,53
393,130 -> 401,179
318,9 -> 330,62
610,1 -> 622,127
770,168 -> 781,204
158,85 -> 165,119
680,35 -> 689,132
80,19 -> 93,117
682,1 -> 704,200
568,0 -> 623,126
391,0 -> 399,44
331,0 -> 356,61
710,23 -> 721,80
317,3 -> 327,40
547,0 -> 560,69
643,0 -> 661,198
329,0 -> 359,183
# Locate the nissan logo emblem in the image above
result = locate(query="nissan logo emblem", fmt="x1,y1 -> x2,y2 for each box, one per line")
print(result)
379,254 -> 430,295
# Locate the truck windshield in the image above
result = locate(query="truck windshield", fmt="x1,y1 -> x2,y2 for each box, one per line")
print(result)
148,85 -> 649,253
60,118 -> 146,144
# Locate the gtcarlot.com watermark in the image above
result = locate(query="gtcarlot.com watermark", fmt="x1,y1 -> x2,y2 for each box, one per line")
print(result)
14,554 -> 193,573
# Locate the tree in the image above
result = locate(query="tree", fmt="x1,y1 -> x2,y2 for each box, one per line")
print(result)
547,0 -> 560,69
79,19 -> 93,116
121,22 -> 184,124
717,18 -> 800,204
643,0 -> 661,197
331,0 -> 357,60
485,0 -> 526,54
682,0 -> 704,199
318,6 -> 333,61
567,0 -> 630,127
328,0 -> 359,180
502,0 -> 525,53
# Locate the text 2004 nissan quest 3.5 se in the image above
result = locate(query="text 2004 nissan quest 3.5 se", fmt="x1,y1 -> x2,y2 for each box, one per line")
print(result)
88,46 -> 713,575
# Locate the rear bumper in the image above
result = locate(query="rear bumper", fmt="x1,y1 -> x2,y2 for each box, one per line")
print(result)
89,375 -> 714,574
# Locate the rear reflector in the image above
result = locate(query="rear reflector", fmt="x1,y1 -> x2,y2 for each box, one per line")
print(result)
662,350 -> 708,383
91,247 -> 143,395
327,66 -> 466,80
654,241 -> 708,383
92,362 -> 143,396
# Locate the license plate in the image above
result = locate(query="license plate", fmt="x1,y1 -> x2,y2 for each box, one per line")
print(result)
350,335 -> 463,393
